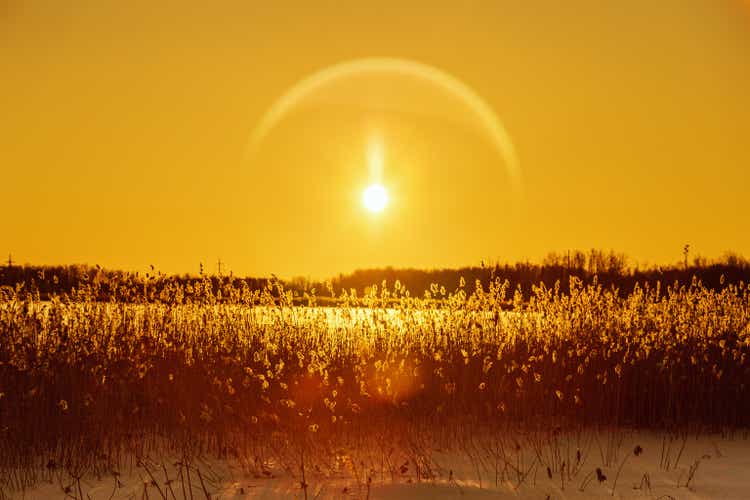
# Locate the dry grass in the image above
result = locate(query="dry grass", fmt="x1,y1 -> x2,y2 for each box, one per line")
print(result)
0,274 -> 748,495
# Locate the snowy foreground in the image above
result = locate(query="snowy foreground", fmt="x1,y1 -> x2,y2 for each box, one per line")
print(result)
13,431 -> 750,499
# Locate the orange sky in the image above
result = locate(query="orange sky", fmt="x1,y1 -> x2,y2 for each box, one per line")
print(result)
2,1 -> 749,279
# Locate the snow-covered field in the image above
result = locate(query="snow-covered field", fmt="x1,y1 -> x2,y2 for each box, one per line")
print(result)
12,431 -> 750,499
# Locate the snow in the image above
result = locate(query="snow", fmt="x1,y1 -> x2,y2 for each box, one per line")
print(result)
10,431 -> 750,499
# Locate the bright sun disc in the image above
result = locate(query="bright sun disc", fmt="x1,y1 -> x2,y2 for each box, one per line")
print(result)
363,184 -> 388,212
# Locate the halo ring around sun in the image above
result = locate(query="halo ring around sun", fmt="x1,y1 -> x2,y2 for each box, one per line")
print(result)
245,57 -> 521,195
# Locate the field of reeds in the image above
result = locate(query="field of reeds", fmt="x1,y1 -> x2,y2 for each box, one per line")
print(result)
1,274 -> 749,497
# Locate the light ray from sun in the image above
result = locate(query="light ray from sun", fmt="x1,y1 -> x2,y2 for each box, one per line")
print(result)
367,136 -> 384,183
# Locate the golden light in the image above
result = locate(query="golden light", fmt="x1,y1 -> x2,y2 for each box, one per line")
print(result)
362,184 -> 388,213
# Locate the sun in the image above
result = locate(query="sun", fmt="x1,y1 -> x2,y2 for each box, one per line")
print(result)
362,184 -> 388,213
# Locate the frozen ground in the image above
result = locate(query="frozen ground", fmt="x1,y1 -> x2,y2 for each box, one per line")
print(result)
11,431 -> 750,499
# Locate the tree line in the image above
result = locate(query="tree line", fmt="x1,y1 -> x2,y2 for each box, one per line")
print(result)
328,249 -> 750,300
1,249 -> 748,303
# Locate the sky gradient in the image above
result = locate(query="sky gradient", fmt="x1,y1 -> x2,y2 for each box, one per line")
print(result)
2,1 -> 749,278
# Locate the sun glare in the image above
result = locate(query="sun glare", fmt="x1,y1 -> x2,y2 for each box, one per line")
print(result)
363,184 -> 388,213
